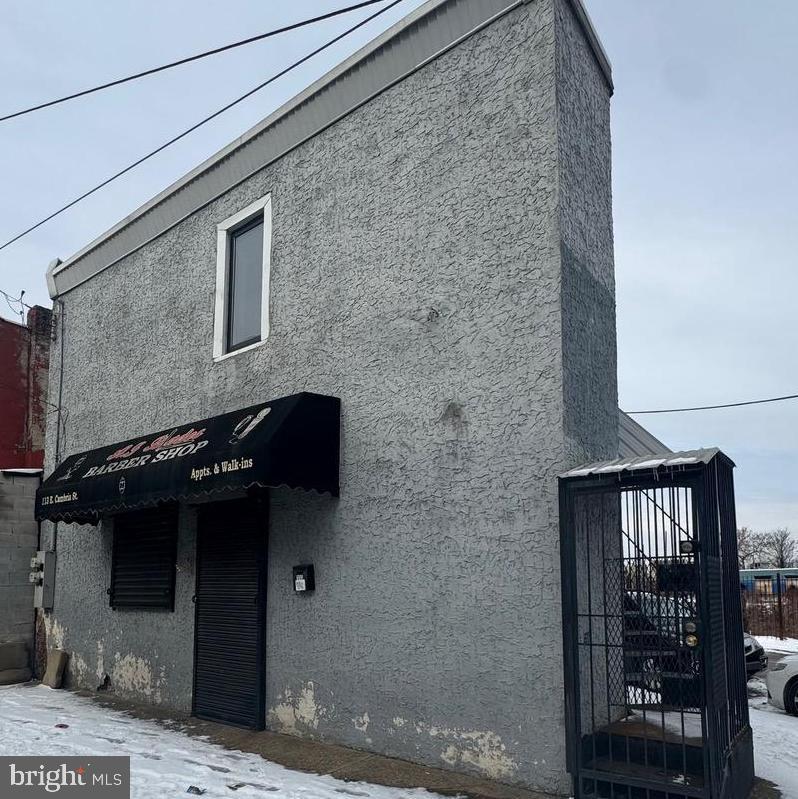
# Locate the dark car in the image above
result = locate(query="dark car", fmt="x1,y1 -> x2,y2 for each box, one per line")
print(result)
744,634 -> 767,678
623,593 -> 702,707
623,595 -> 766,707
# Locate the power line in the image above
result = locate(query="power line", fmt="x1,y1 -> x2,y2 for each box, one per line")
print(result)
0,0 -> 404,254
0,288 -> 29,323
626,393 -> 798,414
0,0 -> 392,124
0,288 -> 28,307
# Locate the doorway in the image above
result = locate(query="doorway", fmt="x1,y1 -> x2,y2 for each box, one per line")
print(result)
559,452 -> 753,799
193,497 -> 267,729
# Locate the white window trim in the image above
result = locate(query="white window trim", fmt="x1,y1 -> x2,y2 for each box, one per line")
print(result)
212,193 -> 272,362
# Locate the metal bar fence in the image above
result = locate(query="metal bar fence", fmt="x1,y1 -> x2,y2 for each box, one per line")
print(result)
741,574 -> 798,638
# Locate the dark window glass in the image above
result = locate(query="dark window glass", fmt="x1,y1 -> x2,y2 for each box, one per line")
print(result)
109,505 -> 178,610
227,216 -> 264,351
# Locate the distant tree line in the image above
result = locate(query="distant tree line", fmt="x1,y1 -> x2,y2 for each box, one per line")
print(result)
737,526 -> 796,569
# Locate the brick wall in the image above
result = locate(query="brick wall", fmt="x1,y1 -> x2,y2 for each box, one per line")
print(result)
0,306 -> 52,469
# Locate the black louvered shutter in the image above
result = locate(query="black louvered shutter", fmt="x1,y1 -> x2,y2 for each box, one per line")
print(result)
109,505 -> 178,610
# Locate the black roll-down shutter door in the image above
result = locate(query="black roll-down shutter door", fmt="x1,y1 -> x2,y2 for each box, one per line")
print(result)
193,499 -> 266,729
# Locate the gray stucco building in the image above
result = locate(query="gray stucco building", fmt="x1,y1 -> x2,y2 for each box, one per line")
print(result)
37,0 -> 620,793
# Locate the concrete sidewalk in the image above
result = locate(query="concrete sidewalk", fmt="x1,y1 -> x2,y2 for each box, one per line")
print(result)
83,691 -> 559,799
82,691 -> 780,799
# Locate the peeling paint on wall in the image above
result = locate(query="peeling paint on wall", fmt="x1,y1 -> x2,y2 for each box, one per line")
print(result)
431,726 -> 517,781
353,712 -> 370,733
269,682 -> 328,735
69,651 -> 89,686
43,616 -> 66,651
353,712 -> 372,743
95,641 -> 105,684
110,653 -> 162,703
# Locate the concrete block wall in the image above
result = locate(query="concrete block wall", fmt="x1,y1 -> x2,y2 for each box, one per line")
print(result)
0,472 -> 37,650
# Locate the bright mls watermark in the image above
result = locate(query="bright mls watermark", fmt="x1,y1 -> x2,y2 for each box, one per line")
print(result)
0,757 -> 129,797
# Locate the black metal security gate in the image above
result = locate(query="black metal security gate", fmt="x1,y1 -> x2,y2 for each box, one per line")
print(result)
559,450 -> 753,799
193,496 -> 267,729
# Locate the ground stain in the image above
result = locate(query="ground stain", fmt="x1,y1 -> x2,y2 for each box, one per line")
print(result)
227,783 -> 279,792
182,759 -> 232,773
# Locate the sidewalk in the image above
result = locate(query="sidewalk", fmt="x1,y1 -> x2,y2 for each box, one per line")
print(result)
82,690 -> 781,799
84,691 -> 560,799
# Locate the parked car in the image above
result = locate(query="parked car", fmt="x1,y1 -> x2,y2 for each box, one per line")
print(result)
744,633 -> 768,678
623,595 -> 768,709
766,655 -> 798,715
623,592 -> 701,708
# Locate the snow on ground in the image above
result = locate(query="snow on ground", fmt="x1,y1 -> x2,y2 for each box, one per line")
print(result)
757,636 -> 798,654
0,685 -> 445,799
3,680 -> 798,798
749,676 -> 798,798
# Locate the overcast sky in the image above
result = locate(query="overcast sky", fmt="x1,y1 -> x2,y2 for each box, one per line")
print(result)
1,1 -> 796,532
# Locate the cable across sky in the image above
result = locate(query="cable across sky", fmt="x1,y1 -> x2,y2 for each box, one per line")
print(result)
626,393 -> 798,414
0,0 -> 404,255
0,0 -> 393,124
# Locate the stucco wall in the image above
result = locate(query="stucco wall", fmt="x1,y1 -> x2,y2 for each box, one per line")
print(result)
0,472 -> 37,650
555,0 -> 617,467
42,0 -> 614,793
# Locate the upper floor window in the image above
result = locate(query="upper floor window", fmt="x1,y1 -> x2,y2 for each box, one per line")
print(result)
213,194 -> 272,360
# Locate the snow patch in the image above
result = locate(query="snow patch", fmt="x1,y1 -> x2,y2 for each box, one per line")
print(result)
0,685 -> 445,799
759,636 -> 798,654
749,691 -> 798,797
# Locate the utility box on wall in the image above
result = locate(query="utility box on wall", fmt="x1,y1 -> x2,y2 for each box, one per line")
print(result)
31,550 -> 56,610
293,564 -> 315,593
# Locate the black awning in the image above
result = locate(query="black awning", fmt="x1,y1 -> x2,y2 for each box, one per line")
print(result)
36,392 -> 340,523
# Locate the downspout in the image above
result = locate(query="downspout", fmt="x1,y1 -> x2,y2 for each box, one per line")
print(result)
46,258 -> 63,557
52,298 -> 64,552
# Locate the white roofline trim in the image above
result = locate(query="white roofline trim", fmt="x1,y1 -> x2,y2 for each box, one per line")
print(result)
52,0 -> 455,283
563,0 -> 612,91
50,0 -> 612,298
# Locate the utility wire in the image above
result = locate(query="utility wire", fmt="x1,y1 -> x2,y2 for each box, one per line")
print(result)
0,288 -> 29,323
0,0 -> 392,123
0,288 -> 28,307
0,0 -> 403,254
626,393 -> 798,414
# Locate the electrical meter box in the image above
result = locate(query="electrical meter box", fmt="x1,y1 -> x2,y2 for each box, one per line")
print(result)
30,550 -> 56,610
292,564 -> 315,593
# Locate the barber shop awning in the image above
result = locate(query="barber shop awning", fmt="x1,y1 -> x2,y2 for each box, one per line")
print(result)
36,392 -> 340,523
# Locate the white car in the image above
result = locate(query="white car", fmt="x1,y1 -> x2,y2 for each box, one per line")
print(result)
766,655 -> 798,714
